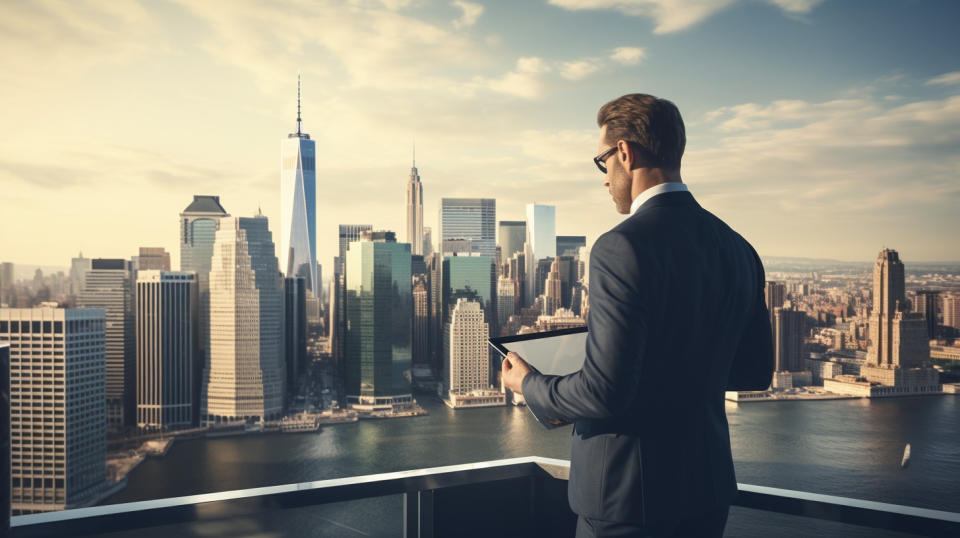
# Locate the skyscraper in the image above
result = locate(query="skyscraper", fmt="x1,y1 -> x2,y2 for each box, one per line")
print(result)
69,253 -> 90,296
280,74 -> 318,293
446,298 -> 490,395
422,226 -> 433,258
179,194 -> 229,389
439,198 -> 496,258
774,306 -> 806,372
203,216 -> 284,423
332,224 -> 374,386
861,249 -> 937,388
0,261 -> 13,306
498,221 -> 526,261
442,255 -> 496,387
543,258 -> 563,316
344,231 -> 414,410
406,147 -> 424,256
556,235 -> 586,258
944,293 -> 960,331
914,289 -> 940,340
136,271 -> 196,430
412,275 -> 430,368
284,276 -> 307,397
497,275 -> 516,330
78,258 -> 134,429
135,247 -> 170,271
524,204 -> 556,305
765,281 -> 786,340
2,307 -> 108,513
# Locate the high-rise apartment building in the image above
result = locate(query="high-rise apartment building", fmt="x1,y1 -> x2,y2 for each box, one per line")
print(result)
497,275 -> 516,331
135,271 -> 196,430
280,75 -> 318,293
1,307 -> 108,513
406,150 -> 424,256
344,231 -> 414,410
78,258 -> 134,429
498,221 -> 526,261
439,198 -> 496,258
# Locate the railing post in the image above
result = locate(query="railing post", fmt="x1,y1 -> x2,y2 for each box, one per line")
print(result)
403,489 -> 434,538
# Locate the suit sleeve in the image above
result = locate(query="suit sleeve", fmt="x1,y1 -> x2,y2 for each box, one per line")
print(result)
726,246 -> 775,391
522,231 -> 647,426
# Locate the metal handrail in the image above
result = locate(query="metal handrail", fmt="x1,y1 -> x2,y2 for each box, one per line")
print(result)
9,456 -> 960,538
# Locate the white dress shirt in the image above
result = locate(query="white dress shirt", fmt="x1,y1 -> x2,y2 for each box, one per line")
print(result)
629,181 -> 689,214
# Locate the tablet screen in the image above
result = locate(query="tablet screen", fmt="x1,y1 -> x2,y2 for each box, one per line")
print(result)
491,330 -> 587,376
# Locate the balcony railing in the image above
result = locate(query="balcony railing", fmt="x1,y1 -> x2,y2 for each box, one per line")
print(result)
8,456 -> 960,537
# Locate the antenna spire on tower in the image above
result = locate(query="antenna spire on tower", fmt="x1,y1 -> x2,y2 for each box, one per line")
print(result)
412,137 -> 416,168
296,72 -> 302,136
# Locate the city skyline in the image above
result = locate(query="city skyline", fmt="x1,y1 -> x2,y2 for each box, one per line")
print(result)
2,1 -> 959,272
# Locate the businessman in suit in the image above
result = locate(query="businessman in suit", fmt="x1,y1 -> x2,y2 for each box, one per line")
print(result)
501,94 -> 774,538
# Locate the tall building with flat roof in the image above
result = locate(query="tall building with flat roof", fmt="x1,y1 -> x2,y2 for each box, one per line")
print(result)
136,271 -> 196,430
914,289 -> 940,340
498,221 -> 526,261
944,293 -> 960,330
525,204 -> 555,305
284,276 -> 307,396
439,198 -> 496,258
765,281 -> 786,340
280,74 -> 318,293
136,247 -> 170,271
556,235 -> 586,258
344,231 -> 413,409
1,307 -> 108,513
78,258 -> 134,429
774,307 -> 806,372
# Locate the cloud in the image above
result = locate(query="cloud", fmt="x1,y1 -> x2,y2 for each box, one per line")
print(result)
926,71 -> 960,86
452,1 -> 484,29
0,160 -> 88,190
610,46 -> 646,65
560,60 -> 600,80
481,57 -> 550,99
0,0 -> 156,81
547,0 -> 822,33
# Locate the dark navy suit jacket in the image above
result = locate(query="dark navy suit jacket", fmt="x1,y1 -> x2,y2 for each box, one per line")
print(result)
522,189 -> 774,525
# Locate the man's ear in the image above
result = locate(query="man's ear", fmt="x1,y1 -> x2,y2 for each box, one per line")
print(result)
616,139 -> 634,172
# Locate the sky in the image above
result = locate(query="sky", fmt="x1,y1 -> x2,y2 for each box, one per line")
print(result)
1,0 -> 959,278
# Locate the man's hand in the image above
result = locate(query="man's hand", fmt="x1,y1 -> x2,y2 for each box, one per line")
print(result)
502,352 -> 537,395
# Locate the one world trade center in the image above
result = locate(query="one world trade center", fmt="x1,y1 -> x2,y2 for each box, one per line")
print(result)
280,74 -> 317,292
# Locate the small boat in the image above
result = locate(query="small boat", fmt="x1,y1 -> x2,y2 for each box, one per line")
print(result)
901,443 -> 911,468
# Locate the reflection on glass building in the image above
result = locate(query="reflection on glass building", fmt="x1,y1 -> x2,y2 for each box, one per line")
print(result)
439,198 -> 496,258
344,231 -> 414,410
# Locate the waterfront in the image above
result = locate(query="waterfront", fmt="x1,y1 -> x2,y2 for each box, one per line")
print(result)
101,394 -> 960,537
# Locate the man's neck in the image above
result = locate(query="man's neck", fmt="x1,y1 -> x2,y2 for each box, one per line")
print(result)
630,168 -> 683,203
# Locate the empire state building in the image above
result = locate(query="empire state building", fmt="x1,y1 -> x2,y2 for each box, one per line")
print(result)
280,74 -> 318,292
406,145 -> 424,256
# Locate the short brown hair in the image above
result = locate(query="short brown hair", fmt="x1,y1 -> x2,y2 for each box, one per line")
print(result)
597,94 -> 686,170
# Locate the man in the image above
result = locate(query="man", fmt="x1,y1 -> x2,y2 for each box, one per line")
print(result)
502,94 -> 774,538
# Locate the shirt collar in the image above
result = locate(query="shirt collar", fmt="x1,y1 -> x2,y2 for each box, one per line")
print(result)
629,182 -> 689,214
